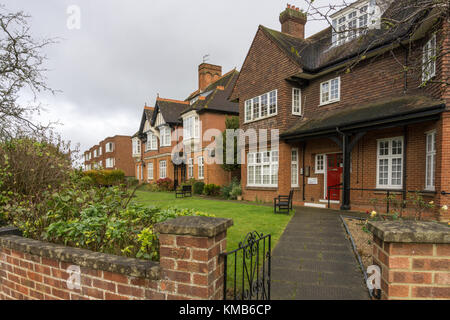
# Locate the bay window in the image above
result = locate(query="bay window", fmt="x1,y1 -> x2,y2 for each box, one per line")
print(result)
160,126 -> 171,147
146,132 -> 158,151
183,115 -> 200,140
377,137 -> 403,189
132,138 -> 141,155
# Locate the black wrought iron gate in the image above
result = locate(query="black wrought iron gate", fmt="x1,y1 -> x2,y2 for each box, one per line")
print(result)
221,231 -> 271,300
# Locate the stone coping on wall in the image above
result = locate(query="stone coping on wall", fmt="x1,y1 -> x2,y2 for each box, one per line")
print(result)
368,220 -> 450,244
0,227 -> 160,279
155,216 -> 233,237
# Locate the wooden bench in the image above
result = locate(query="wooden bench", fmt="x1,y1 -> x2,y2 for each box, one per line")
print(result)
175,185 -> 192,198
274,189 -> 294,214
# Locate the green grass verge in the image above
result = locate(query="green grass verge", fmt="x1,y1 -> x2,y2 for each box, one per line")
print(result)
133,190 -> 293,293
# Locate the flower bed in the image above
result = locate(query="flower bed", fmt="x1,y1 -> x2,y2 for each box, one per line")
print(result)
343,217 -> 373,270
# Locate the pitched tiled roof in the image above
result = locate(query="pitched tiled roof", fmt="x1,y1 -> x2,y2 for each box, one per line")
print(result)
260,2 -> 431,74
281,95 -> 445,139
153,98 -> 189,125
137,106 -> 155,136
182,69 -> 239,116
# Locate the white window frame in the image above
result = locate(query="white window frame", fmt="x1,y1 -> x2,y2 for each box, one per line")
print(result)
320,77 -> 340,106
198,156 -> 204,180
105,158 -> 114,168
422,34 -> 437,83
244,90 -> 277,123
99,147 -> 102,156
188,158 -> 194,179
183,115 -> 200,140
147,162 -> 154,181
159,160 -> 167,179
106,142 -> 114,153
146,132 -> 158,151
376,137 -> 404,189
331,1 -> 376,47
425,131 -> 436,191
247,150 -> 279,187
136,165 -> 140,180
291,148 -> 299,187
315,154 -> 325,174
160,126 -> 171,147
292,88 -> 302,115
132,138 -> 141,155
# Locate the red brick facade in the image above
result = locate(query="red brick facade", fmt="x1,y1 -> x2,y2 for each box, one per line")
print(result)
83,135 -> 134,177
231,7 -> 450,220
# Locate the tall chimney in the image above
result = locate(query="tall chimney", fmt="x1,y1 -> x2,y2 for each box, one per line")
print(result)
198,63 -> 222,91
279,4 -> 307,39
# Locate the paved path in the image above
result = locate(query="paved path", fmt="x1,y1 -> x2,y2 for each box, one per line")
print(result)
271,207 -> 370,300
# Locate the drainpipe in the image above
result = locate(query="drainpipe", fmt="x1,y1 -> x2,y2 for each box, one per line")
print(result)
302,141 -> 306,201
336,127 -> 351,210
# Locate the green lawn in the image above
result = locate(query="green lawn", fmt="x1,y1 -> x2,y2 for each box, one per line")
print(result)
133,190 -> 293,294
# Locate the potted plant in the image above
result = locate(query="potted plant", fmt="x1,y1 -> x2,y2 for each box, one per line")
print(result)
231,184 -> 242,201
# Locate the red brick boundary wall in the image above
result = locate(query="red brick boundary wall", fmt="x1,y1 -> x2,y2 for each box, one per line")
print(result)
368,221 -> 450,300
0,216 -> 233,300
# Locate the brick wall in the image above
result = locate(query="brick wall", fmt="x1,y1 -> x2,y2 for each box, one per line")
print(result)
0,216 -> 232,300
369,221 -> 450,300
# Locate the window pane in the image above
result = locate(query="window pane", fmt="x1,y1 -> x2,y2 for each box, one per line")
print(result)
269,91 -> 277,114
321,82 -> 329,102
271,164 -> 278,185
391,158 -> 402,185
261,94 -> 268,117
252,97 -> 260,120
330,79 -> 339,100
255,166 -> 261,184
392,139 -> 402,155
378,159 -> 389,185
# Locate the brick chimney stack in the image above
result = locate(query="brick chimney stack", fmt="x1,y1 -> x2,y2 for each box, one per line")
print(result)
279,4 -> 307,39
198,63 -> 222,91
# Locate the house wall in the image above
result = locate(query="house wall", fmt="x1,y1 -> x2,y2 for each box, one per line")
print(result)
236,20 -> 449,219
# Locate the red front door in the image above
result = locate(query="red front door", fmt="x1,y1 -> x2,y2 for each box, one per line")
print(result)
327,153 -> 343,201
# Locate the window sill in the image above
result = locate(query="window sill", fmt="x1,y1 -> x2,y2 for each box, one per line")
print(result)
319,99 -> 340,107
245,186 -> 278,191
243,113 -> 277,125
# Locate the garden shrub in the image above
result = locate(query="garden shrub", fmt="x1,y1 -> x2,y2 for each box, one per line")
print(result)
126,177 -> 139,187
156,178 -> 173,191
203,184 -> 221,196
193,181 -> 205,195
83,169 -> 125,187
221,178 -> 241,199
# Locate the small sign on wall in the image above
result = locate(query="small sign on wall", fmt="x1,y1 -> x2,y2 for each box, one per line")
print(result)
307,177 -> 318,185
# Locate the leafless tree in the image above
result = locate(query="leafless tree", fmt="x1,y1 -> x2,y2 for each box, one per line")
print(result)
300,0 -> 449,87
0,5 -> 57,140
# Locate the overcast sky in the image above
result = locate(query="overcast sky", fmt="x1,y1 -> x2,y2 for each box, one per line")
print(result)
3,0 -> 334,156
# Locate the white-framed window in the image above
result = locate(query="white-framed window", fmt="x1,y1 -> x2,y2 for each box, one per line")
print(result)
244,90 -> 277,122
188,158 -> 194,178
422,34 -> 437,82
160,126 -> 171,147
136,165 -> 140,180
377,137 -> 404,189
105,158 -> 114,168
291,149 -> 299,187
183,116 -> 200,140
159,160 -> 167,179
247,150 -> 278,187
198,156 -> 204,180
146,132 -> 158,151
106,142 -> 114,153
332,2 -> 374,46
320,77 -> 340,105
94,149 -> 98,158
147,162 -> 154,181
292,88 -> 302,115
132,138 -> 141,155
315,154 -> 325,174
425,131 -> 436,191
99,147 -> 102,156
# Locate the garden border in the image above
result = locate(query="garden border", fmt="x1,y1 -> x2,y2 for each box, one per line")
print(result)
339,215 -> 374,299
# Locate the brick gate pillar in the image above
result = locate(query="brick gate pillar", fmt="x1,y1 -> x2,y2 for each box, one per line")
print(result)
368,221 -> 450,300
155,216 -> 233,300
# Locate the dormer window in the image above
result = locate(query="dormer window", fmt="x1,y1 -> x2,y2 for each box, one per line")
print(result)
132,138 -> 141,156
331,1 -> 378,47
183,115 -> 200,140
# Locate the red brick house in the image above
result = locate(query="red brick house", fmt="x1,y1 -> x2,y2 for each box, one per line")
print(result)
83,135 -> 135,177
133,63 -> 240,189
230,2 -> 450,220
